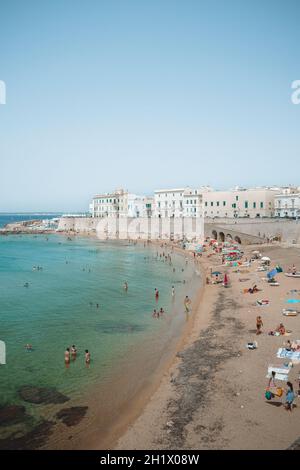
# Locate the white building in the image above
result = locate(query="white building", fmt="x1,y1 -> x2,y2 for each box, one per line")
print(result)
183,188 -> 203,217
90,189 -> 153,218
154,188 -> 186,218
127,195 -> 154,218
154,187 -> 212,218
275,193 -> 300,218
202,187 -> 280,218
90,189 -> 128,218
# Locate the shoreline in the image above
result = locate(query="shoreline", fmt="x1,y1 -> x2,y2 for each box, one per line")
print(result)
115,242 -> 300,450
93,243 -> 207,450
13,235 -> 202,451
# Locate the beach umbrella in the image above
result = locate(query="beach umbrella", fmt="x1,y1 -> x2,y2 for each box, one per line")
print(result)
261,256 -> 270,261
212,271 -> 222,275
252,250 -> 260,254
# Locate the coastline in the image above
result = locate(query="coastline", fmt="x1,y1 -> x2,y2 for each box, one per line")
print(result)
115,242 -> 300,450
91,242 -> 207,450
29,235 -> 203,450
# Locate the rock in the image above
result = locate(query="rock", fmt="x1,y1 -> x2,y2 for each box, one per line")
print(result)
56,406 -> 88,426
0,405 -> 27,426
18,386 -> 70,405
0,420 -> 54,450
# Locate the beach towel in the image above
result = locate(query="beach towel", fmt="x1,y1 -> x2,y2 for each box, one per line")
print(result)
267,365 -> 290,381
286,299 -> 300,303
276,348 -> 300,361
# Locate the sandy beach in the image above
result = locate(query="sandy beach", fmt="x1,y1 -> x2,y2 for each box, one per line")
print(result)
115,242 -> 300,450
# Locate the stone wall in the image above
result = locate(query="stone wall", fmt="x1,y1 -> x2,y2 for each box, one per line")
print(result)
57,216 -> 205,241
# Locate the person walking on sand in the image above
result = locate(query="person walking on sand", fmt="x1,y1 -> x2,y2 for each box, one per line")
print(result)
85,349 -> 91,367
285,382 -> 295,411
267,371 -> 277,389
256,316 -> 263,335
184,295 -> 191,313
65,348 -> 71,367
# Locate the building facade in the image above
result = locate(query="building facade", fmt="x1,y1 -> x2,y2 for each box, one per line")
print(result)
90,189 -> 128,218
91,189 -> 153,218
154,187 -> 205,218
274,193 -> 300,218
202,188 -> 279,218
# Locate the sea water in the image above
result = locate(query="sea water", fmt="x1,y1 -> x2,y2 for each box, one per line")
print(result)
0,234 -> 198,448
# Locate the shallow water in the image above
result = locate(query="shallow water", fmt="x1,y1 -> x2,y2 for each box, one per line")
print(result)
0,234 -> 198,448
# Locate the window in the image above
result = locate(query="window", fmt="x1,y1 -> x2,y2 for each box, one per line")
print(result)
253,202 -> 256,208
223,201 -> 226,206
217,201 -> 219,206
194,200 -> 196,204
211,202 -> 213,206
232,203 -> 236,208
205,202 -> 208,207
245,201 -> 248,208
260,202 -> 264,208
236,196 -> 239,201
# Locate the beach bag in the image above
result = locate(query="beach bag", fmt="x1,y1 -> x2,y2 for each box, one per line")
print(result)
265,390 -> 272,400
276,388 -> 283,397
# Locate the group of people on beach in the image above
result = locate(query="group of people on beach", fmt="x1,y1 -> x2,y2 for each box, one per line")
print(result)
64,345 -> 90,368
267,371 -> 298,412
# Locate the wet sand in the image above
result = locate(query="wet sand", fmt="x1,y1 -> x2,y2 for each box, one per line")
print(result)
115,243 -> 300,450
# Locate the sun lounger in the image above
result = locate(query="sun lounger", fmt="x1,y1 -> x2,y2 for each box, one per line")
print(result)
269,282 -> 280,286
285,273 -> 300,278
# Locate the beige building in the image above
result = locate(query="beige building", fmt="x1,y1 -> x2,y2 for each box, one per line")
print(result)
203,187 -> 280,218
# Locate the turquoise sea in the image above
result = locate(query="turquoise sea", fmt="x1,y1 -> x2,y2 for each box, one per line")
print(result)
0,213 -> 62,228
0,233 -> 199,449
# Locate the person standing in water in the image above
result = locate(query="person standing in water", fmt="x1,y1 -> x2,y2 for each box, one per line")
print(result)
155,288 -> 159,301
65,348 -> 71,368
85,350 -> 91,367
123,281 -> 128,291
172,286 -> 175,297
71,345 -> 77,361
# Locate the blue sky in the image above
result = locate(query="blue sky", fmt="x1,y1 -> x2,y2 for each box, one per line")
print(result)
0,0 -> 299,211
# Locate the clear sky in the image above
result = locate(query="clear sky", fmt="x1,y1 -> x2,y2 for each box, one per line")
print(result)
0,0 -> 299,212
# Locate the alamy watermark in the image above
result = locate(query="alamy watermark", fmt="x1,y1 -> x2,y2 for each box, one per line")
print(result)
0,340 -> 6,365
291,80 -> 300,105
0,80 -> 6,104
